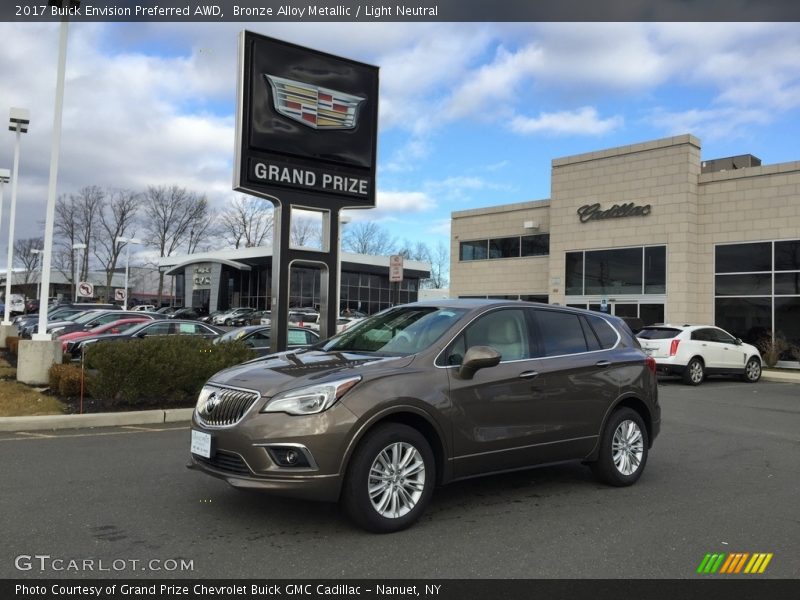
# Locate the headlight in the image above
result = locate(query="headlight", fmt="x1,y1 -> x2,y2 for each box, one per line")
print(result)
261,376 -> 361,416
195,386 -> 217,413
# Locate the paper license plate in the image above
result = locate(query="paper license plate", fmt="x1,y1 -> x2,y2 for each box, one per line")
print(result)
191,430 -> 213,458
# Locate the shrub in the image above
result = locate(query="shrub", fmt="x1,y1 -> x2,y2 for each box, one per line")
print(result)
49,363 -> 84,398
84,336 -> 256,408
756,336 -> 794,368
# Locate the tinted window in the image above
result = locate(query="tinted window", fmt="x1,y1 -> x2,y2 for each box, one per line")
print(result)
142,322 -> 172,336
691,329 -> 711,342
586,314 -> 619,349
565,252 -> 584,295
715,297 -> 772,345
775,240 -> 800,271
579,316 -> 602,351
535,310 -> 588,356
715,242 -> 771,273
644,246 -> 666,294
584,248 -> 643,295
521,234 -> 550,257
489,237 -> 520,259
715,274 -> 771,296
636,327 -> 680,340
707,328 -> 736,344
775,273 -> 800,295
460,240 -> 488,261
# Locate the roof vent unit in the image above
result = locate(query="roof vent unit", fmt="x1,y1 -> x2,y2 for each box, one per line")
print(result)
701,154 -> 761,174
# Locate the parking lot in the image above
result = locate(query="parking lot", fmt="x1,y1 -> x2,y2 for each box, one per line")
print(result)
1,378 -> 798,579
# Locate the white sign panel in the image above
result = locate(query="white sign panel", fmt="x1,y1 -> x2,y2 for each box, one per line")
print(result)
389,255 -> 404,283
77,282 -> 94,298
114,288 -> 126,301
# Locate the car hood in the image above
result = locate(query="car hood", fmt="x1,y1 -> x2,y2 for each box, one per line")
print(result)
207,350 -> 415,398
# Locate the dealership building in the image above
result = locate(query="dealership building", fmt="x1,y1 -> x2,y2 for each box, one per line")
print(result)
450,134 -> 800,351
159,247 -> 429,315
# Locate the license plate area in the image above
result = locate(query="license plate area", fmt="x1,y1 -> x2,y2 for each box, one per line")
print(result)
191,430 -> 213,459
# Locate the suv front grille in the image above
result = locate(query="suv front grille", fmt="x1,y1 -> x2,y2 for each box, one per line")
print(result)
196,450 -> 251,475
197,386 -> 260,427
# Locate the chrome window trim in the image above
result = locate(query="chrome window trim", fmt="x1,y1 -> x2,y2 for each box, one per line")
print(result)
433,305 -> 622,369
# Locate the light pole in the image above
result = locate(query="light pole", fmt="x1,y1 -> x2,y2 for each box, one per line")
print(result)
33,0 -> 78,342
115,237 -> 141,310
72,243 -> 86,302
2,108 -> 30,326
31,248 -> 44,302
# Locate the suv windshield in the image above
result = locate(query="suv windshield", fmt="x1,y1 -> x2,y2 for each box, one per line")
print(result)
319,306 -> 467,355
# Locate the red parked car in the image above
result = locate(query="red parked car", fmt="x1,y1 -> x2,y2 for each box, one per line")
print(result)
59,318 -> 150,352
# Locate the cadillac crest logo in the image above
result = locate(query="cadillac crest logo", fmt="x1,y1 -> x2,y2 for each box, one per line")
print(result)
265,74 -> 365,130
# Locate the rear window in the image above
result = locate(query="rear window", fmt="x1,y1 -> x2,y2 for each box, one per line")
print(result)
637,327 -> 681,340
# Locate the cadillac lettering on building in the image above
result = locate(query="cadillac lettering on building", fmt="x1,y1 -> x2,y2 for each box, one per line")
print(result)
577,202 -> 652,223
251,159 -> 370,198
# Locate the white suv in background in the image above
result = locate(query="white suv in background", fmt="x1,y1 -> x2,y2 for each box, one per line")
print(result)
637,324 -> 762,385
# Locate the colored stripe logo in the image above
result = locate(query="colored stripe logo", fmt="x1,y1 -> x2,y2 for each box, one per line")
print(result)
697,552 -> 773,574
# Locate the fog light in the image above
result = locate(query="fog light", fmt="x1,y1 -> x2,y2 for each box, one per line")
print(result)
267,446 -> 311,468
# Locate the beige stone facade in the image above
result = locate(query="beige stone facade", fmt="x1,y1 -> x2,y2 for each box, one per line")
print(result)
451,134 -> 800,341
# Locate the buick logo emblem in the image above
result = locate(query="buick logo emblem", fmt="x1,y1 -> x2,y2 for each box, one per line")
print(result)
203,393 -> 220,415
265,74 -> 365,130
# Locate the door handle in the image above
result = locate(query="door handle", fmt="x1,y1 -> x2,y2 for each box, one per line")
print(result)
595,360 -> 611,368
519,371 -> 539,379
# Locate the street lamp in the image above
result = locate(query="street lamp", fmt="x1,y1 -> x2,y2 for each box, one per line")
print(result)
33,0 -> 79,343
115,237 -> 141,310
31,248 -> 44,302
2,108 -> 30,326
72,243 -> 86,302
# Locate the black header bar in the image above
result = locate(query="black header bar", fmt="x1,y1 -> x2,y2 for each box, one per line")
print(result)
4,0 -> 800,22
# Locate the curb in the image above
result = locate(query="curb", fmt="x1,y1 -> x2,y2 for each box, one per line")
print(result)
0,408 -> 194,432
761,370 -> 800,383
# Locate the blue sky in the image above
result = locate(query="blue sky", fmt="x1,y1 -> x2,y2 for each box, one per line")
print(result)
1,22 -> 799,255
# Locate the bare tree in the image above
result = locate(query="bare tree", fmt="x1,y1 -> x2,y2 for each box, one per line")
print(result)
142,185 -> 211,304
291,215 -> 322,249
14,237 -> 44,299
94,189 -> 140,294
398,239 -> 449,289
72,186 -> 105,283
219,196 -> 274,249
54,193 -> 80,298
342,221 -> 396,256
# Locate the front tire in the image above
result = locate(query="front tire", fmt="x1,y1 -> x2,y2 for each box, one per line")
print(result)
682,357 -> 705,385
591,408 -> 649,487
341,423 -> 434,533
742,356 -> 762,383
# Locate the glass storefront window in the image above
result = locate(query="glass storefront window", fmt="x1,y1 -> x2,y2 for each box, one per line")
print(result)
565,252 -> 584,295
521,234 -> 550,257
489,237 -> 520,259
714,297 -> 772,346
775,297 -> 800,350
775,272 -> 800,295
644,246 -> 666,294
459,240 -> 488,261
584,247 -> 643,295
775,240 -> 800,271
715,242 -> 771,273
715,274 -> 772,296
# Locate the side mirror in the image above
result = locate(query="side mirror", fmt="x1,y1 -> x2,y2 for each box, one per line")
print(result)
734,338 -> 743,346
457,345 -> 502,380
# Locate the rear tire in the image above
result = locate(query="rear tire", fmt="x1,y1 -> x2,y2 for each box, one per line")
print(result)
742,356 -> 762,383
591,407 -> 649,487
682,357 -> 704,386
341,423 -> 434,533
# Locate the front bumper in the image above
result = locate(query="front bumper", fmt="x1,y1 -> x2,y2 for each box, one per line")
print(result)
188,401 -> 359,503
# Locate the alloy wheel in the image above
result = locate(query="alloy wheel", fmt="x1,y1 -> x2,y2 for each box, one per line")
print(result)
611,420 -> 644,476
368,442 -> 425,519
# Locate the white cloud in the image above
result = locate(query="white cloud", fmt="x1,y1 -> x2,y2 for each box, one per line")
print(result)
511,107 -> 623,136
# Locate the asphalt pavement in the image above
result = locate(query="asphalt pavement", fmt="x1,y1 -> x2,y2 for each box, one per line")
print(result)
1,379 -> 798,579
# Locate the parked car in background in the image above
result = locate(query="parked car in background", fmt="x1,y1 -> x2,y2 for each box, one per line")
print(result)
213,307 -> 256,326
168,307 -> 208,320
49,310 -> 165,338
189,300 -> 660,532
65,319 -> 224,360
59,318 -> 150,353
17,307 -> 119,339
130,304 -> 156,312
7,294 -> 26,316
156,307 -> 177,315
227,310 -> 270,327
637,324 -> 762,385
214,325 -> 319,357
